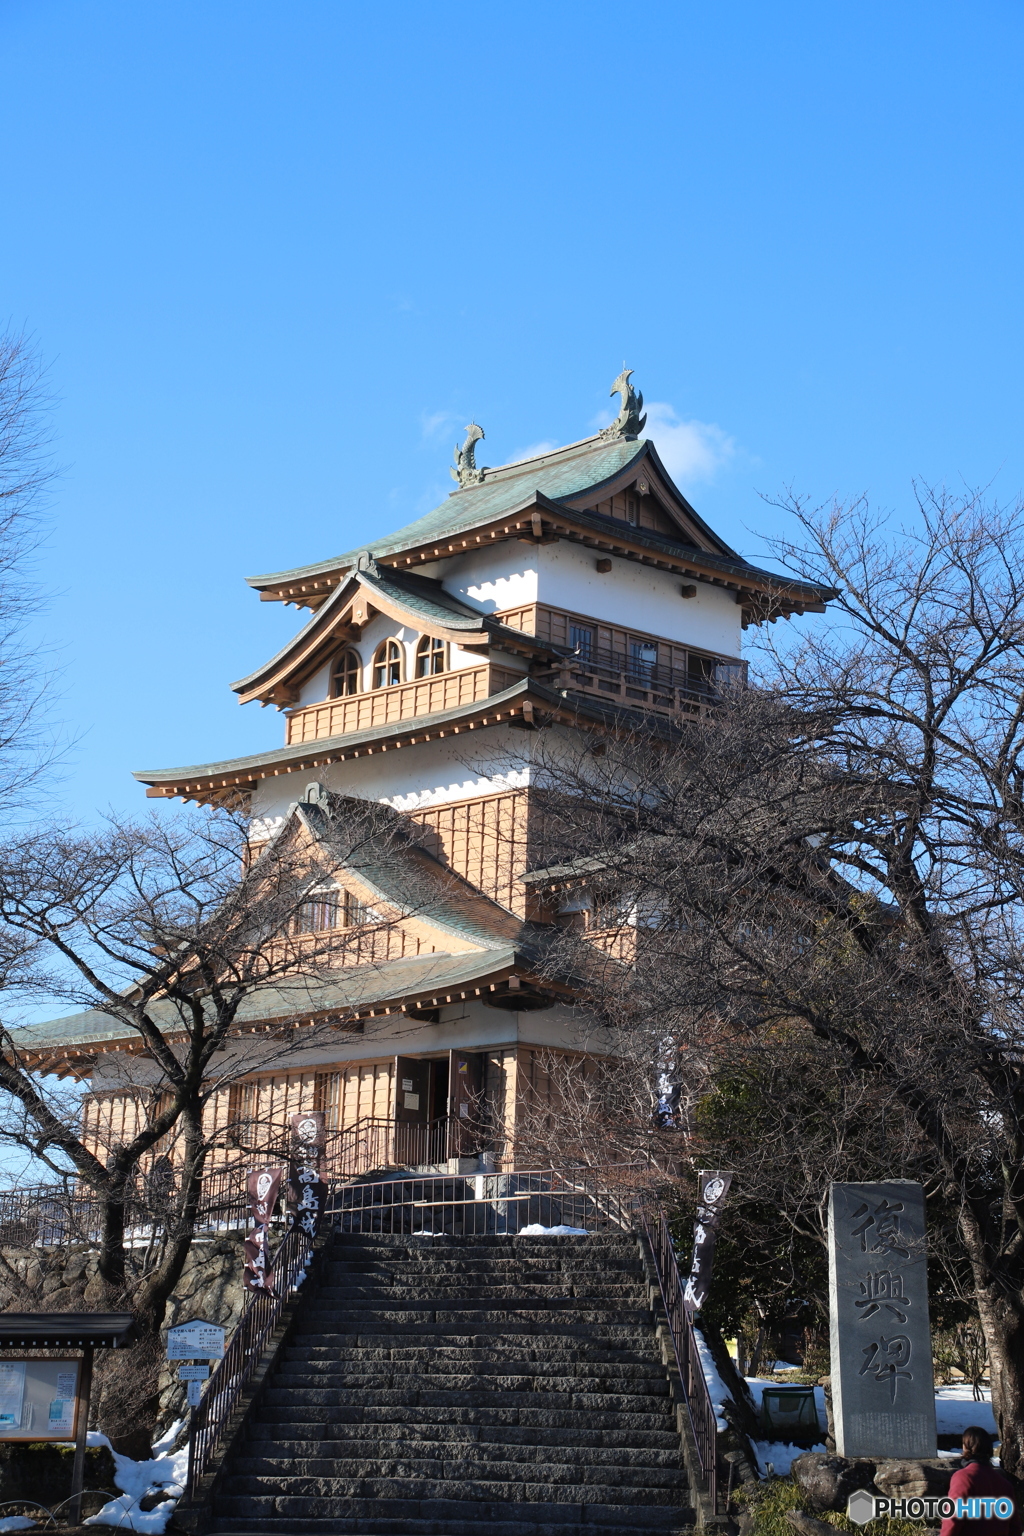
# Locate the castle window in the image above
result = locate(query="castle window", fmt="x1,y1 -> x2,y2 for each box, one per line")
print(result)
415,635 -> 447,677
331,648 -> 361,697
296,886 -> 370,933
372,638 -> 404,688
569,624 -> 593,661
629,639 -> 658,681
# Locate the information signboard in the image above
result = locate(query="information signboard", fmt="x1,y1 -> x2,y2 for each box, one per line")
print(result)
166,1319 -> 225,1361
0,1358 -> 80,1441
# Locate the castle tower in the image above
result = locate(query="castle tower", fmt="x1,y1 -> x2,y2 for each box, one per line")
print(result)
22,379 -> 830,1173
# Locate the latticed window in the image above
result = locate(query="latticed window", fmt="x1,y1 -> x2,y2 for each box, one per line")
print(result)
226,1079 -> 256,1145
314,1071 -> 342,1131
372,639 -> 404,688
415,635 -> 447,677
295,886 -> 370,933
331,649 -> 361,696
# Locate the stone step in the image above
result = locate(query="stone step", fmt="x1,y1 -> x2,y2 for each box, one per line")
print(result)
244,1419 -> 684,1443
304,1298 -> 652,1315
296,1314 -> 654,1327
284,1345 -> 661,1364
270,1371 -> 670,1397
322,1259 -> 641,1271
213,1491 -> 690,1526
315,1284 -> 645,1300
262,1384 -> 671,1411
231,1440 -> 684,1469
223,1474 -> 688,1507
254,1404 -> 673,1431
226,1456 -> 688,1489
276,1359 -> 666,1381
209,1517 -> 693,1536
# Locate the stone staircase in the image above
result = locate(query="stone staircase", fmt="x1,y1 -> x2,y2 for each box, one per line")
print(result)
206,1230 -> 696,1535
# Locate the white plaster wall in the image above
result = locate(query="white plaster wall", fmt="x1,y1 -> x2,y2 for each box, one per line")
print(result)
537,541 -> 742,657
250,723 -> 537,834
420,549 -> 539,616
297,660 -> 332,708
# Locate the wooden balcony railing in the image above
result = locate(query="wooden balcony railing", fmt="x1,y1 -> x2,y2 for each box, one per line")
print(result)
541,649 -> 745,719
285,663 -> 522,745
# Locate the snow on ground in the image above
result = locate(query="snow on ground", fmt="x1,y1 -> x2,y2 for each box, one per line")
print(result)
0,1519 -> 39,1532
935,1385 -> 996,1437
749,1440 -> 827,1476
741,1379 -> 998,1473
82,1431 -> 188,1533
518,1224 -> 589,1236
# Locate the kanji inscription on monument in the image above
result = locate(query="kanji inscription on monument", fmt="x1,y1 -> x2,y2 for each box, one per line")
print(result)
828,1181 -> 936,1458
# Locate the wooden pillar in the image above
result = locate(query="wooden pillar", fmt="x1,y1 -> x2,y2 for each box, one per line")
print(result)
69,1344 -> 94,1525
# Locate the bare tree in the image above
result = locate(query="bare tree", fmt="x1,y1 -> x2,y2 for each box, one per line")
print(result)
522,487 -> 1024,1475
0,326 -> 59,808
0,793 -> 440,1451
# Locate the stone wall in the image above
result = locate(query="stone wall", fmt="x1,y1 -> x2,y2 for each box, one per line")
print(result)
0,1234 -> 248,1439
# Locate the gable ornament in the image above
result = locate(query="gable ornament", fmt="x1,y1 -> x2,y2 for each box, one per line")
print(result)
451,422 -> 487,488
599,368 -> 647,440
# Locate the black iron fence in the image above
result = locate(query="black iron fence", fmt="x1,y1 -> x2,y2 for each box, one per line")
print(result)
187,1221 -> 311,1497
636,1194 -> 719,1512
325,1165 -> 636,1236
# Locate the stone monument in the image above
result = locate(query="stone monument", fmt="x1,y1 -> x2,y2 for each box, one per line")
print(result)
828,1181 -> 937,1458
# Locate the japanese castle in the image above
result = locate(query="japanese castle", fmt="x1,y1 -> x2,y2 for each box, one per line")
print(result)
22,373 -> 829,1176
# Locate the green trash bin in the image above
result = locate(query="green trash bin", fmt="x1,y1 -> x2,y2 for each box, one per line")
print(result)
760,1385 -> 820,1437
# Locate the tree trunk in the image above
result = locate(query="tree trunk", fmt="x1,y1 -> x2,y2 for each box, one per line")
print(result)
97,1175 -> 128,1296
973,1276 -> 1024,1477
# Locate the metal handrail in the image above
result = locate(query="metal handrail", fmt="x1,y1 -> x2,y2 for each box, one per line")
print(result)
636,1196 -> 719,1512
186,1222 -> 311,1498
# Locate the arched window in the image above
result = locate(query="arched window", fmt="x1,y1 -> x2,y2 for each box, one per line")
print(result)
331,649 -> 361,697
372,638 -> 404,689
415,635 -> 447,677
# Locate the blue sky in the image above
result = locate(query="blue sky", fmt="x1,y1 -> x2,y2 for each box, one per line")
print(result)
3,0 -> 1023,821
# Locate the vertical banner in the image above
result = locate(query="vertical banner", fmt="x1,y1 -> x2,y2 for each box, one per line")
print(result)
683,1169 -> 733,1313
243,1166 -> 285,1293
287,1111 -> 328,1241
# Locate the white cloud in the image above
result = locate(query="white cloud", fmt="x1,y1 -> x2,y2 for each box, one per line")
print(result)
420,410 -> 459,442
503,439 -> 559,465
642,402 -> 739,484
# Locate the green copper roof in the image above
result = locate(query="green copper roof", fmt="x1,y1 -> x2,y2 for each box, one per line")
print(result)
247,435 -> 650,591
11,949 -> 531,1055
134,678 -> 539,786
134,678 -> 689,791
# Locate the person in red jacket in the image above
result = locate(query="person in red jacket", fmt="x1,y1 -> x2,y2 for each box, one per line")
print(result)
940,1427 -> 1021,1536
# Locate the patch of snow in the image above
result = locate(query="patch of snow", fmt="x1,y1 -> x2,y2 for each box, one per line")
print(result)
149,1420 -> 185,1458
935,1386 -> 996,1438
750,1439 -> 827,1476
693,1325 -> 731,1430
83,1432 -> 188,1533
0,1519 -> 38,1532
518,1224 -> 589,1236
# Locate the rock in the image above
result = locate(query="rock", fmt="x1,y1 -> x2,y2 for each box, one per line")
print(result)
139,1488 -> 174,1511
787,1512 -> 842,1536
873,1460 -> 957,1500
792,1452 -> 878,1512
